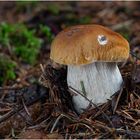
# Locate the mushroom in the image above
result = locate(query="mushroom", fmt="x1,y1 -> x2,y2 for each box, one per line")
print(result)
50,24 -> 129,113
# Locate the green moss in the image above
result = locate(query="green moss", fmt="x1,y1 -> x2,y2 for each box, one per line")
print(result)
117,26 -> 130,41
47,3 -> 60,15
0,54 -> 16,86
39,24 -> 54,43
78,16 -> 92,24
15,1 -> 38,13
0,23 -> 42,64
0,22 -> 14,46
64,14 -> 92,26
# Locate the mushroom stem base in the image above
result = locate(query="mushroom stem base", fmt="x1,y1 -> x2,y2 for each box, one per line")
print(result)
67,62 -> 123,113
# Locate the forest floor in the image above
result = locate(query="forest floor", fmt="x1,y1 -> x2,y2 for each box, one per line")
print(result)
0,1 -> 140,139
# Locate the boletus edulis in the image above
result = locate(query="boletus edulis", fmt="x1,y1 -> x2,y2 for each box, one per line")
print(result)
50,24 -> 130,113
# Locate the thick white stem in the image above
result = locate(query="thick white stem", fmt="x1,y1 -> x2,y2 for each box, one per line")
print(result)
67,62 -> 123,113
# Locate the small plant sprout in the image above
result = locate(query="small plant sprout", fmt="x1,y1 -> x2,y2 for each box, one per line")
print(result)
50,24 -> 129,113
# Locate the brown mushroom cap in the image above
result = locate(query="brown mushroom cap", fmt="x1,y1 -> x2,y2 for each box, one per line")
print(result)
50,24 -> 129,65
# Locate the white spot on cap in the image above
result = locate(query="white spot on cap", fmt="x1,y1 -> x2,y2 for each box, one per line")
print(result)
97,35 -> 108,45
